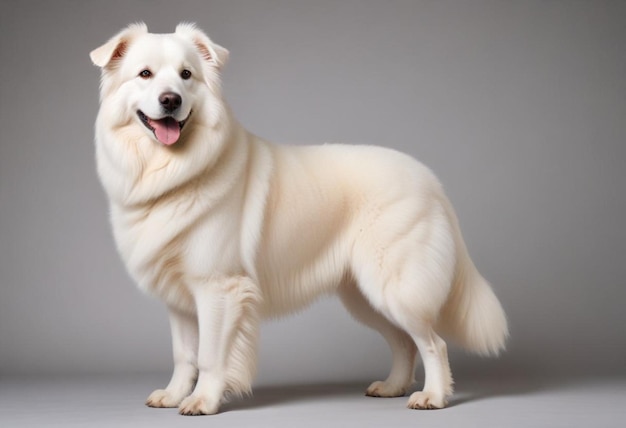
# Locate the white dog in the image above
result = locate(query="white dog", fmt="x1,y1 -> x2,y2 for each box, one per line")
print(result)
90,23 -> 507,415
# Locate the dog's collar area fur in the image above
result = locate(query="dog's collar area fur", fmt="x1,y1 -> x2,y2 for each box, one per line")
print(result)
137,110 -> 191,145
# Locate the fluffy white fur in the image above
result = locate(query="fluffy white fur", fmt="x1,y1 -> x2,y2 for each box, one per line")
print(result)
91,23 -> 508,415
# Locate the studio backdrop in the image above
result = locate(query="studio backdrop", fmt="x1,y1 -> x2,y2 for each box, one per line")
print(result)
1,0 -> 625,384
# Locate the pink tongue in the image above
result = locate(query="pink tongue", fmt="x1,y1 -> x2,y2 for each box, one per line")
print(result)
149,117 -> 180,145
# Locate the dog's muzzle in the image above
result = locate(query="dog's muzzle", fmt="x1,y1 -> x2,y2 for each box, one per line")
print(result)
137,108 -> 191,146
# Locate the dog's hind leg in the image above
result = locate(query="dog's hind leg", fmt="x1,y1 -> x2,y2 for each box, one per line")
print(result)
381,260 -> 455,409
400,323 -> 453,409
338,280 -> 417,397
146,308 -> 199,408
353,201 -> 456,408
363,276 -> 454,409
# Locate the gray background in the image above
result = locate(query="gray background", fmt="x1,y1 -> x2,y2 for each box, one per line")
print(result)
1,0 -> 625,388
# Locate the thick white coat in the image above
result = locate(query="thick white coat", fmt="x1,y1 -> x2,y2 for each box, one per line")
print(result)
91,23 -> 508,415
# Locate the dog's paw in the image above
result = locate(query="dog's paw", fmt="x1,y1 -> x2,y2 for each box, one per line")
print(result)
146,389 -> 184,408
407,391 -> 447,410
178,394 -> 219,416
365,380 -> 408,398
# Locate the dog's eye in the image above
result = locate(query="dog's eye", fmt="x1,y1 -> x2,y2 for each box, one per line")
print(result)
139,69 -> 152,79
180,69 -> 192,80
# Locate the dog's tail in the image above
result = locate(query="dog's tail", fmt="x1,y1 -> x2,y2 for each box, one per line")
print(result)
436,204 -> 508,356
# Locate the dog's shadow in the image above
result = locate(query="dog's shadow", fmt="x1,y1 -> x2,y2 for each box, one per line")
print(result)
222,376 -> 548,412
223,382 -> 366,412
446,376 -> 547,408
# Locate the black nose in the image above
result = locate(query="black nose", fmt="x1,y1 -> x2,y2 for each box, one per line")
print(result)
159,92 -> 182,113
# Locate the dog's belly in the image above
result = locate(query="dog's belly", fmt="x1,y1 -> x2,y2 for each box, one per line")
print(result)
256,249 -> 349,317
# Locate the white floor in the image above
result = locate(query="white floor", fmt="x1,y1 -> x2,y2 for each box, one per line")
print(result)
1,374 -> 625,427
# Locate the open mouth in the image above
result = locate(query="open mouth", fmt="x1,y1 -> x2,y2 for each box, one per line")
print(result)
137,110 -> 191,146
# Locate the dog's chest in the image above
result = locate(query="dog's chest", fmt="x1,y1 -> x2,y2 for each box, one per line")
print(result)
110,194 -> 243,311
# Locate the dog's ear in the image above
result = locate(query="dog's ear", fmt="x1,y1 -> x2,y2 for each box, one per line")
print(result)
175,22 -> 229,69
90,22 -> 148,68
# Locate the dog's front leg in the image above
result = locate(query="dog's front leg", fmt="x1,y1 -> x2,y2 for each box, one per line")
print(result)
178,276 -> 260,416
146,308 -> 199,408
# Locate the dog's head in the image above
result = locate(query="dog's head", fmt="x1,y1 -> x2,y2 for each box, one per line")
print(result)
91,23 -> 235,204
90,22 -> 228,146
